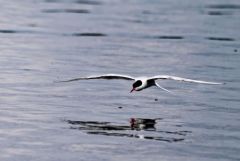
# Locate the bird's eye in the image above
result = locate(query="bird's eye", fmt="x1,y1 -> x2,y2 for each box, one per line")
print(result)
133,80 -> 142,88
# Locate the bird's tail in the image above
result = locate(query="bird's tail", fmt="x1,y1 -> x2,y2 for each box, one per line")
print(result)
155,83 -> 173,94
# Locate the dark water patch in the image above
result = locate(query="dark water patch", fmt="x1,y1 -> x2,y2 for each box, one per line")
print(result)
67,120 -> 110,125
124,19 -> 144,24
154,36 -> 184,40
75,0 -> 102,5
206,37 -> 235,41
0,29 -> 37,34
42,9 -> 60,13
72,33 -> 107,37
42,9 -> 90,14
64,9 -> 90,13
142,10 -> 153,15
0,29 -> 18,33
175,124 -> 183,127
219,98 -> 240,103
207,11 -> 232,16
206,4 -> 240,9
21,68 -> 39,72
158,130 -> 191,136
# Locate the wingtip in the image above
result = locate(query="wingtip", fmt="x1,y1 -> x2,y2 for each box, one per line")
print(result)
205,81 -> 225,85
54,79 -> 80,83
53,80 -> 68,83
214,82 -> 226,85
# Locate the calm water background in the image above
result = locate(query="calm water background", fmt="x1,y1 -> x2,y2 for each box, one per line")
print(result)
0,0 -> 240,160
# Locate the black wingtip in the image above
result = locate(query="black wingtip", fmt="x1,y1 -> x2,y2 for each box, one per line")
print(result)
53,80 -> 74,83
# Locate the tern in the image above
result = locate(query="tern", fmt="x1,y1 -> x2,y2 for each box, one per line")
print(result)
60,74 -> 223,93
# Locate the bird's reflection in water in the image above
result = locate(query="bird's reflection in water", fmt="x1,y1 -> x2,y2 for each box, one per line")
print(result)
65,118 -> 191,143
130,118 -> 158,130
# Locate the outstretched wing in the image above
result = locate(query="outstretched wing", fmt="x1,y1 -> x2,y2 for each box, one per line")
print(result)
149,75 -> 223,85
60,74 -> 135,82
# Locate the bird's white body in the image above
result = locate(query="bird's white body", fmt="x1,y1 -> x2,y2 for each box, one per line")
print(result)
61,74 -> 223,93
132,77 -> 153,91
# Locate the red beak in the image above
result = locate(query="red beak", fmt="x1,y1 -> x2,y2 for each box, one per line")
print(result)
130,88 -> 135,93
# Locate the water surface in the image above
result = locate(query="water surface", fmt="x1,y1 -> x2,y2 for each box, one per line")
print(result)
0,0 -> 240,161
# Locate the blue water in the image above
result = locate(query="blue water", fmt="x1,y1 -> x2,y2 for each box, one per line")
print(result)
0,0 -> 240,160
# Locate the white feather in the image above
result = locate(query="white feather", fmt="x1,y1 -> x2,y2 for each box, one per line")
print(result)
149,75 -> 222,85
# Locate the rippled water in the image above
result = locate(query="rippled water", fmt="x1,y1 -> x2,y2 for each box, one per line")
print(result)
0,0 -> 240,160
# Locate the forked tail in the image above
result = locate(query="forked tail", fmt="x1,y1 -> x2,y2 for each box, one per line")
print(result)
155,83 -> 173,94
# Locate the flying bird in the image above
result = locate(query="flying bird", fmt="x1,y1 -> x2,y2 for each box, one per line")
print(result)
59,74 -> 223,93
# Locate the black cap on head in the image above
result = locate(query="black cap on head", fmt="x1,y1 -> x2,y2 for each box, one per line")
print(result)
133,80 -> 142,88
